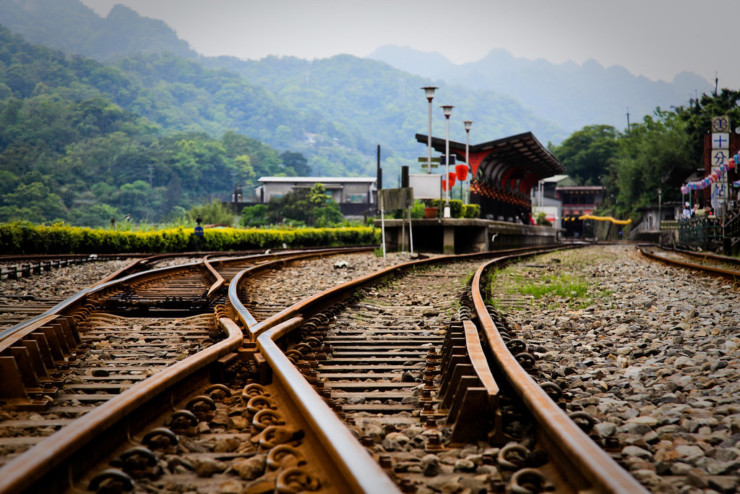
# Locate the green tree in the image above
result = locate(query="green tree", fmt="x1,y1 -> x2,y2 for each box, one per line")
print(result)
267,183 -> 343,226
239,204 -> 268,227
604,110 -> 693,219
551,125 -> 620,185
186,200 -> 236,226
280,151 -> 310,176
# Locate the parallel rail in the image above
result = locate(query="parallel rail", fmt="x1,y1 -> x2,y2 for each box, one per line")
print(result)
638,244 -> 740,279
0,245 -> 651,493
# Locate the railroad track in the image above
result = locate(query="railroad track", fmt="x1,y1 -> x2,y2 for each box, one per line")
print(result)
0,247 -> 378,490
0,245 -> 654,493
637,244 -> 740,279
0,255 -> 207,330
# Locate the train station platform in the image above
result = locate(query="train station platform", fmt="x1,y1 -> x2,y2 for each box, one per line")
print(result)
375,218 -> 561,254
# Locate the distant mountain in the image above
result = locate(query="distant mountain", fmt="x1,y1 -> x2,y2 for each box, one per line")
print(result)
368,45 -> 713,132
204,54 -> 566,159
0,0 -> 568,185
0,0 -> 196,60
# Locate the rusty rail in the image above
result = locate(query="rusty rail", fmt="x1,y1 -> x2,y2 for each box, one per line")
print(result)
637,244 -> 740,279
0,317 -> 243,494
226,246 -> 569,492
471,258 -> 648,493
255,317 -> 400,494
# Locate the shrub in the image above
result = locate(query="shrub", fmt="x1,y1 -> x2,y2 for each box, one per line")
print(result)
0,222 -> 379,254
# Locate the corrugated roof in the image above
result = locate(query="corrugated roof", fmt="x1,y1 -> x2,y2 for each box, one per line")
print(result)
415,131 -> 565,178
258,177 -> 376,183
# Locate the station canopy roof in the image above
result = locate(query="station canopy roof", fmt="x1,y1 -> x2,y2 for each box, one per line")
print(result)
415,131 -> 565,181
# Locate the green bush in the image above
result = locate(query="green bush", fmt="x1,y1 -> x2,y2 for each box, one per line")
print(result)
464,204 -> 480,218
0,221 -> 379,254
429,199 -> 467,218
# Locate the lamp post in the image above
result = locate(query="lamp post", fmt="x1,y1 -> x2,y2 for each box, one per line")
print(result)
421,87 -> 437,174
657,188 -> 662,232
464,120 -> 472,203
441,105 -> 454,218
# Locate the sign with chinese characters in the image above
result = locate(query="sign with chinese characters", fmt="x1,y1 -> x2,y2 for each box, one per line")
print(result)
712,133 -> 729,149
710,117 -> 731,211
712,116 -> 730,133
712,150 -> 729,166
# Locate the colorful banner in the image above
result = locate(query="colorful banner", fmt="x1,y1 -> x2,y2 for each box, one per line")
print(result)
681,154 -> 737,194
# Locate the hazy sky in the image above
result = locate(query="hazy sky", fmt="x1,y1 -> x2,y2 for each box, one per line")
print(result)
81,0 -> 739,89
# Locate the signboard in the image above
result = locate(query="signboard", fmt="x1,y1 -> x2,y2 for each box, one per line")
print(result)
379,188 -> 413,211
712,116 -> 730,133
408,174 -> 442,200
712,150 -> 728,167
711,133 -> 729,149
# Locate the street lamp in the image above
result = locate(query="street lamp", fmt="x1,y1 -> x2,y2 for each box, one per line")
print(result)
441,105 -> 454,218
421,87 -> 437,174
464,120 -> 472,203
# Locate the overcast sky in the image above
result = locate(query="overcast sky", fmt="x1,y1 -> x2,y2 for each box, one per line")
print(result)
80,0 -> 739,89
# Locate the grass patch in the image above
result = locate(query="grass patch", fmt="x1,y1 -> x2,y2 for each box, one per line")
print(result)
518,273 -> 589,299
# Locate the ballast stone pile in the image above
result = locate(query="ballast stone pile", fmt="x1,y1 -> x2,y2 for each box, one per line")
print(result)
491,244 -> 739,494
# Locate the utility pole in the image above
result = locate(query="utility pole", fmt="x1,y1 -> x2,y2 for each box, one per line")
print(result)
626,107 -> 630,131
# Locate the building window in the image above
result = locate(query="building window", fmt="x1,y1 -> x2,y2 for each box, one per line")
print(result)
347,194 -> 366,203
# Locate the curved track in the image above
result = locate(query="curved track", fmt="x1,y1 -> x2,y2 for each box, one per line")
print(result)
0,246 -> 656,493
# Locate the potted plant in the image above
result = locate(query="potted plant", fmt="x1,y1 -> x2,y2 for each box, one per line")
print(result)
423,199 -> 439,218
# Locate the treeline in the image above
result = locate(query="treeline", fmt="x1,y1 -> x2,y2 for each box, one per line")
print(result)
0,26 -> 311,227
551,89 -> 740,221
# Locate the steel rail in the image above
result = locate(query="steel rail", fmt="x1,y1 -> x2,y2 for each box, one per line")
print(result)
236,245 -> 567,338
637,244 -> 740,280
227,248 -> 376,334
655,243 -> 740,266
226,246 -> 571,492
0,317 -> 243,494
0,249 -> 324,344
471,258 -> 648,493
256,317 -> 401,494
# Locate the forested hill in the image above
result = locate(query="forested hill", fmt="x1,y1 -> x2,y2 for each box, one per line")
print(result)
0,0 -> 567,173
0,0 -> 196,61
203,54 -> 565,157
0,26 -> 300,226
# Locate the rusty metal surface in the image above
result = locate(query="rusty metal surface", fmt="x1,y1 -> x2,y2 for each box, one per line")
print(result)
0,317 -> 243,494
471,259 -> 648,494
256,317 -> 401,494
638,244 -> 740,279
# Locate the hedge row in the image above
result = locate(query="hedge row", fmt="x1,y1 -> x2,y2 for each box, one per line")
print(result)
428,200 -> 481,218
0,222 -> 380,255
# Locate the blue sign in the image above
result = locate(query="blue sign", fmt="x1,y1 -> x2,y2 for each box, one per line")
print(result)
194,225 -> 204,237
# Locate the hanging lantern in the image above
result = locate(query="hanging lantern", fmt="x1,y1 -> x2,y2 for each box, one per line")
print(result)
442,179 -> 448,192
455,164 -> 469,181
448,172 -> 456,188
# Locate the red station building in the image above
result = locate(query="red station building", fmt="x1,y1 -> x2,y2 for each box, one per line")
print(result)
415,132 -> 565,223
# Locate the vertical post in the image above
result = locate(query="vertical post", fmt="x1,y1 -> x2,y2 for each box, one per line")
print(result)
379,194 -> 386,259
441,105 -> 454,218
422,87 -> 437,174
464,120 -> 472,204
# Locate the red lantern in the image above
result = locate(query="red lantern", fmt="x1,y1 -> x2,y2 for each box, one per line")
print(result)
448,172 -> 456,188
455,164 -> 469,181
442,179 -> 448,191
